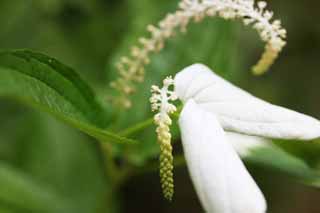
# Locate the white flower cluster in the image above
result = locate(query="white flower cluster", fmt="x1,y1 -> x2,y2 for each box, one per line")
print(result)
111,0 -> 286,108
150,77 -> 177,201
150,77 -> 177,114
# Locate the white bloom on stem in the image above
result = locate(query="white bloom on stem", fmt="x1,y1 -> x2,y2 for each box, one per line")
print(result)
151,63 -> 320,211
173,64 -> 320,212
175,64 -> 320,140
179,100 -> 267,213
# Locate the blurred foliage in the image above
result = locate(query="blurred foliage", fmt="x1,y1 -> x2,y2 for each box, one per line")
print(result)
0,0 -> 320,213
0,110 -> 109,213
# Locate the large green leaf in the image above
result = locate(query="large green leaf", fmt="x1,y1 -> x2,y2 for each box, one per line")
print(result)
0,50 -> 135,144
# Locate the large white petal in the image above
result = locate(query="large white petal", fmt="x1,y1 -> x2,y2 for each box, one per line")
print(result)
179,100 -> 266,213
175,64 -> 320,140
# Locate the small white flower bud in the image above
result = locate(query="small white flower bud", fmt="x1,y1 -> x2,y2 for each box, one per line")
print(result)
258,1 -> 267,9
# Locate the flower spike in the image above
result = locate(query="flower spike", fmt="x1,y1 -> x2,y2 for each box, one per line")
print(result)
150,76 -> 178,201
111,0 -> 286,108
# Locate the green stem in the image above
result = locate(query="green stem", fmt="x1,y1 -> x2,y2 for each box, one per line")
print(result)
99,141 -> 136,188
118,118 -> 154,137
118,105 -> 183,137
99,143 -> 118,182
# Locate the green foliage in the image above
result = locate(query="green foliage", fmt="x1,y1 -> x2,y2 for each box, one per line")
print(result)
0,50 -> 135,145
246,142 -> 320,187
0,0 -> 319,212
0,162 -> 65,212
0,113 -> 110,213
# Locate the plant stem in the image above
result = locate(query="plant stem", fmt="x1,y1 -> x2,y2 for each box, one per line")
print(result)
99,143 -> 119,182
118,105 -> 182,137
118,118 -> 154,137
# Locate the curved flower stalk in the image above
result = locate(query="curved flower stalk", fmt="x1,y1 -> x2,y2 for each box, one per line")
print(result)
150,64 -> 320,211
112,0 -> 286,108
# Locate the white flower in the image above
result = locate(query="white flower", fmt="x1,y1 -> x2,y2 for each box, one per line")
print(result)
174,64 -> 320,212
179,100 -> 267,212
151,63 -> 320,212
175,64 -> 320,140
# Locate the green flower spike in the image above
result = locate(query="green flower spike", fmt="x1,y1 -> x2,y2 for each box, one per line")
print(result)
150,76 -> 177,201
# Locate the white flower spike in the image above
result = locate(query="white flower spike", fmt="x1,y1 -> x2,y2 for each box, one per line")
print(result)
112,0 -> 286,108
175,64 -> 320,140
179,99 -> 267,213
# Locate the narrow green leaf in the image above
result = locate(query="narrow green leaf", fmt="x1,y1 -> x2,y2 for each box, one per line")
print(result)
0,50 -> 135,144
246,145 -> 320,187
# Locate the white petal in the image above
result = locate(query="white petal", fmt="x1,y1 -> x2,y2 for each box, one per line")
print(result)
175,64 -> 320,140
179,100 -> 266,213
226,132 -> 271,157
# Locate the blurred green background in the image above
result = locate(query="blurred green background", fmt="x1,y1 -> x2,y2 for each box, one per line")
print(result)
0,0 -> 320,212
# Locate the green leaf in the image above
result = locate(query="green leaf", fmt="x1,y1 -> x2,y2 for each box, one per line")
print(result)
245,143 -> 320,187
0,50 -> 135,144
0,161 -> 66,213
0,112 -> 114,213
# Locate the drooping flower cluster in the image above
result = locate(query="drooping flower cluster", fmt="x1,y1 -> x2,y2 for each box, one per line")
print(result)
150,77 -> 177,201
111,0 -> 286,108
